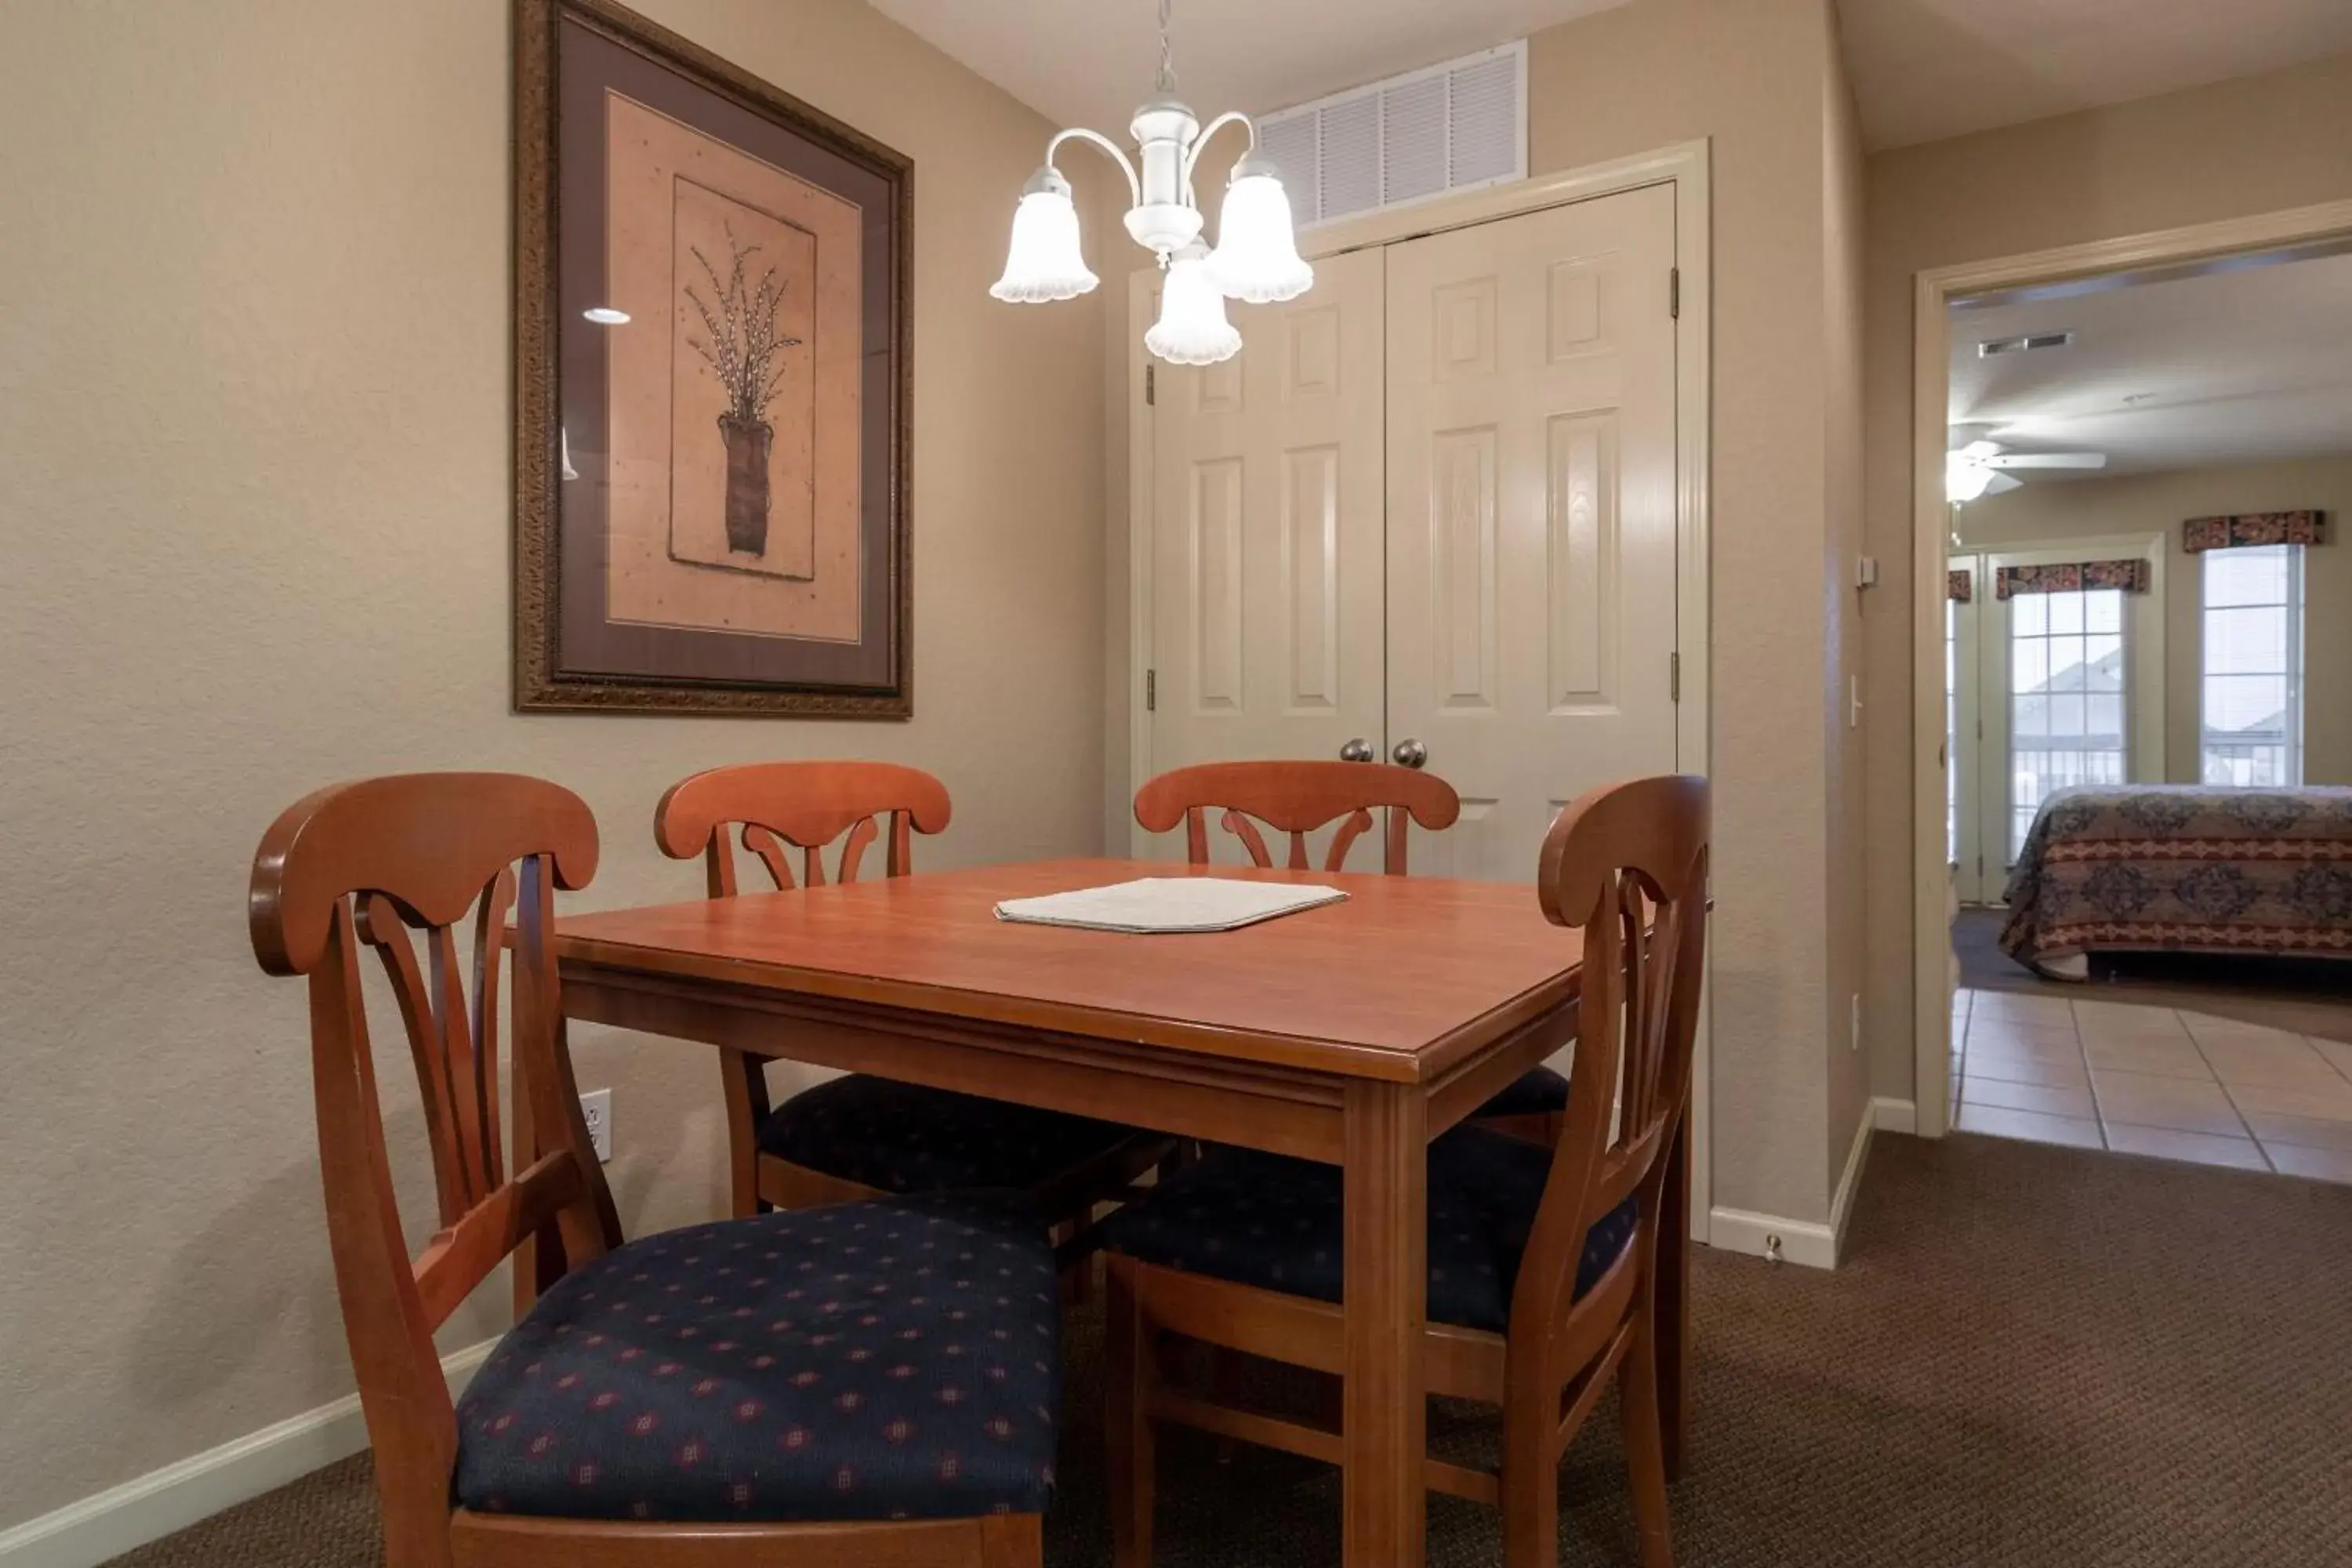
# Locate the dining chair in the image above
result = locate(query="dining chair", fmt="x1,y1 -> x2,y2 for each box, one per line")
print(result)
250,772 -> 1056,1568
1132,759 -> 1570,1139
656,760 -> 1175,1236
1100,773 -> 1709,1568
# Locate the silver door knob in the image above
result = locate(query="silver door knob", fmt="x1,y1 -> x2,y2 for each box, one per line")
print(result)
1391,738 -> 1428,769
1339,738 -> 1376,763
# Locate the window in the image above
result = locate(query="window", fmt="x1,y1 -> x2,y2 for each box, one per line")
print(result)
2009,587 -> 2126,858
2200,545 -> 2303,786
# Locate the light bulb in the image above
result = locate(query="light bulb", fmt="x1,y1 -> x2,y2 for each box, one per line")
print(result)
991,169 -> 1097,304
1205,158 -> 1313,304
1145,243 -> 1242,365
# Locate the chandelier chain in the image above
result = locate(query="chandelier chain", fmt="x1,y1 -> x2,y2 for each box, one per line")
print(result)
1156,0 -> 1175,95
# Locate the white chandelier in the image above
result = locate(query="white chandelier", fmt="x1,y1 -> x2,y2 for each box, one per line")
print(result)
990,0 -> 1313,365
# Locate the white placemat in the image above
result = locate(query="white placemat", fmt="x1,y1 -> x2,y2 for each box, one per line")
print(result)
993,877 -> 1347,935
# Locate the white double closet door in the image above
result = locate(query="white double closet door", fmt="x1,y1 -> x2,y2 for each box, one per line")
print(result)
1148,183 -> 1682,880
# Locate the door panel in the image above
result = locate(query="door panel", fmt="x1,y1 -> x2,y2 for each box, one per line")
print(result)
1146,249 -> 1386,863
1384,185 -> 1679,880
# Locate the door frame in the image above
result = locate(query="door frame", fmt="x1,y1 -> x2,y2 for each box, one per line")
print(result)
1907,198 -> 2352,1138
1123,138 -> 1715,1236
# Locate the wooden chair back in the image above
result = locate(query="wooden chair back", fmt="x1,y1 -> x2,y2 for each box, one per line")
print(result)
655,760 -> 953,895
1513,774 -> 1708,1355
248,773 -> 617,1566
1133,760 -> 1461,875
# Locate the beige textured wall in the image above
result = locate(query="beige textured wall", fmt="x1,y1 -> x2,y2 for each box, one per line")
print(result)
1955,456 -> 2352,788
1098,0 -> 1864,1225
0,0 -> 1109,1531
1860,53 -> 2352,1104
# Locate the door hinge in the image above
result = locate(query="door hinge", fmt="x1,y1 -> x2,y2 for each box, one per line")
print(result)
1976,855 -> 1984,877
1145,669 -> 1156,711
1669,267 -> 1680,320
1144,365 -> 1156,405
1669,651 -> 1681,702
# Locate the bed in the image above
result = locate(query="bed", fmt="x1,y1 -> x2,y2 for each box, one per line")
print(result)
1998,786 -> 2352,979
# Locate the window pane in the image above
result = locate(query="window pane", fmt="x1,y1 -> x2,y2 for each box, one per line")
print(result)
2087,694 -> 2123,744
2204,546 -> 2289,608
2205,606 -> 2286,674
2015,694 -> 2047,738
2048,694 -> 2086,739
2085,592 -> 2121,633
2013,640 -> 2048,693
2205,674 -> 2287,736
2085,634 -> 2123,689
2048,634 -> 2087,692
2049,591 -> 2083,635
2013,594 -> 2046,636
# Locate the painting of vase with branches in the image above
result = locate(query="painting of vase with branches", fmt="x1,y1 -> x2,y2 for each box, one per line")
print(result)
685,227 -> 804,557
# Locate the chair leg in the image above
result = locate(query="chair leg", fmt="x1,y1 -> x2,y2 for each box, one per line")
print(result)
1499,1383 -> 1559,1568
1105,1258 -> 1156,1568
717,1049 -> 771,1218
1618,1313 -> 1676,1568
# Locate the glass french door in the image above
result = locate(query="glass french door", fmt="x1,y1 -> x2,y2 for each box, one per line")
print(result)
1951,541 -> 2165,904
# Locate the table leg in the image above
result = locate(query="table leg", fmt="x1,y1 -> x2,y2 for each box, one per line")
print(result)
1657,1111 -> 1691,1482
1342,1081 -> 1427,1568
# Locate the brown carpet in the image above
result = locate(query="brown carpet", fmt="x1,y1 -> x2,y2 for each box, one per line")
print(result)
1955,907 -> 2352,1044
105,1134 -> 2352,1567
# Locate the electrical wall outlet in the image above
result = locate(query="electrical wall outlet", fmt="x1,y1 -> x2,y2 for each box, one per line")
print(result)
579,1088 -> 612,1163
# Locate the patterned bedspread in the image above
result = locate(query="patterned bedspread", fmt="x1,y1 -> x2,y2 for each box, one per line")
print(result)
1999,786 -> 2352,971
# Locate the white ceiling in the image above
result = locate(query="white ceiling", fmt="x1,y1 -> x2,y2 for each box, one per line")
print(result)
1838,0 -> 2352,150
862,0 -> 1631,144
1947,247 -> 2352,479
869,0 -> 2352,157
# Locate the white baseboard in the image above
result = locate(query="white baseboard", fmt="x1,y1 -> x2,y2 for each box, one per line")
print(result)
1705,1205 -> 1838,1269
0,1340 -> 498,1568
1707,1095 -> 1911,1272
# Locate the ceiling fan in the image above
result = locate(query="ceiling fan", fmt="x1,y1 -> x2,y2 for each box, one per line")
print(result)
1946,430 -> 2107,503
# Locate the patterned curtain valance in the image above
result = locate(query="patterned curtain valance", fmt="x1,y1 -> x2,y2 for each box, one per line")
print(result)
1994,559 -> 2151,600
2182,510 -> 2326,553
1947,568 -> 1973,603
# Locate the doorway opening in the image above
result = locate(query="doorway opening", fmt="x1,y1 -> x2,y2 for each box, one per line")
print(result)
1911,205 -> 2352,1174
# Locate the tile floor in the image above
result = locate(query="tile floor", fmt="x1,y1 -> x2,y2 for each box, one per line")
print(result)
1951,988 -> 2352,1182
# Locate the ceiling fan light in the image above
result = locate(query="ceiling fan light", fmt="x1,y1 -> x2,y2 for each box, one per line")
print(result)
1206,159 -> 1314,304
1945,452 -> 1994,504
1145,243 -> 1242,365
991,169 -> 1098,304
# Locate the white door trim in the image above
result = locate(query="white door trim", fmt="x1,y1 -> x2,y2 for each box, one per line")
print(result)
1123,139 -> 1715,1242
1908,198 -> 2352,1138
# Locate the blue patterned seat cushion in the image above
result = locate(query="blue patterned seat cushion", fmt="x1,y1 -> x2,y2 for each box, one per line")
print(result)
453,1198 -> 1060,1524
759,1075 -> 1139,1196
1473,1066 -> 1572,1119
1098,1127 -> 1638,1334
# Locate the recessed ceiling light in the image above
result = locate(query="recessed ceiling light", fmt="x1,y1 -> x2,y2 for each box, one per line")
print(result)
583,307 -> 630,325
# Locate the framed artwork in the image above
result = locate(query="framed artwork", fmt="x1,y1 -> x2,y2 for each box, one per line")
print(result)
514,0 -> 913,717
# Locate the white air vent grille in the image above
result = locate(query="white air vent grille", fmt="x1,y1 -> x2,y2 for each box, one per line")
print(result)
1255,42 -> 1528,230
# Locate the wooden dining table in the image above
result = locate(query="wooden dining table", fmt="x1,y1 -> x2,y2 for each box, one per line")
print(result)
554,855 -> 1689,1568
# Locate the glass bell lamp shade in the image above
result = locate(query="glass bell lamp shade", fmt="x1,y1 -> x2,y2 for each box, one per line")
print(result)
1145,243 -> 1242,365
1205,157 -> 1313,304
990,169 -> 1098,304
